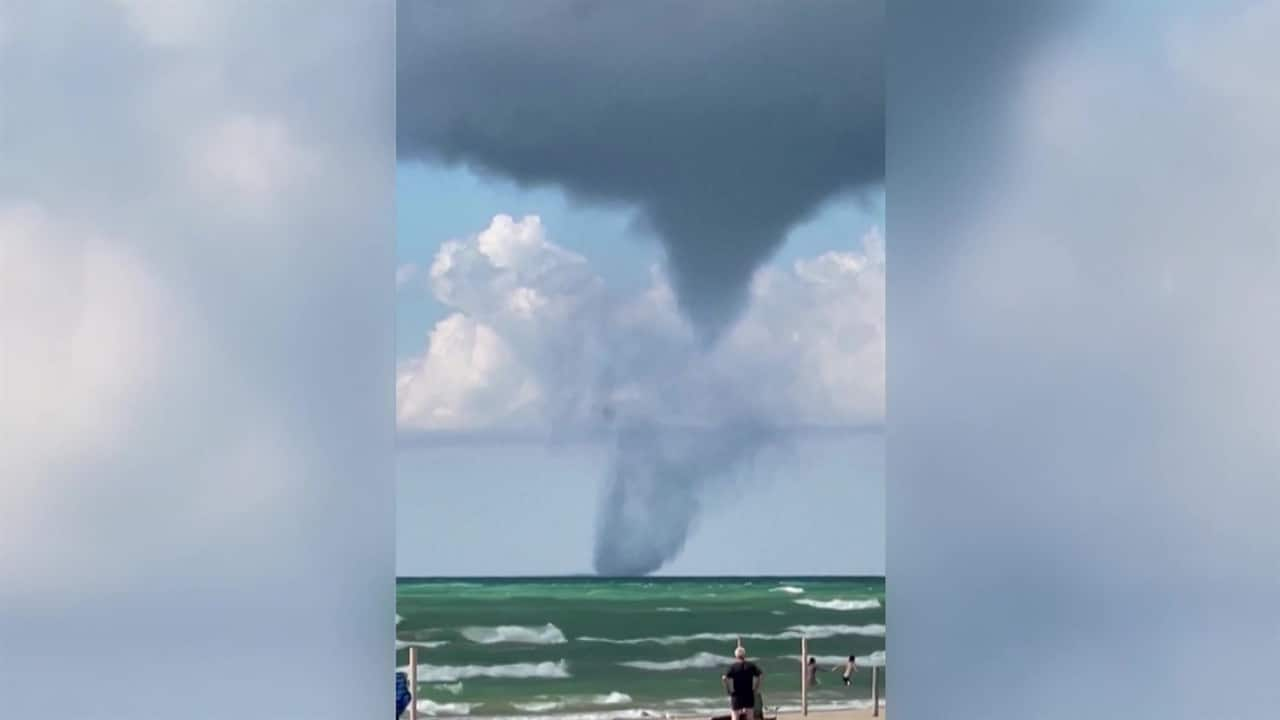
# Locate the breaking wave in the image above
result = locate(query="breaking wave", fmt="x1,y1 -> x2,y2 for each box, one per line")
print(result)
461,623 -> 567,645
416,699 -> 476,716
786,624 -> 886,639
793,598 -> 881,611
406,660 -> 572,683
860,650 -> 886,666
396,640 -> 450,650
510,692 -> 631,714
620,652 -> 733,671
580,624 -> 885,646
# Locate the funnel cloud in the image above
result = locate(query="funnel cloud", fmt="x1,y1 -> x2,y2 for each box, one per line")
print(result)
593,421 -> 777,576
398,0 -> 884,336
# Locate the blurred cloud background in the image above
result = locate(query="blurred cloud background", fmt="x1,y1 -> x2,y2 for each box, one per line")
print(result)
1,1 -> 394,718
890,1 -> 1280,717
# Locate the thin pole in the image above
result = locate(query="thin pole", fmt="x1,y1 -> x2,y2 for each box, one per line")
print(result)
800,637 -> 808,717
408,646 -> 419,720
871,665 -> 879,717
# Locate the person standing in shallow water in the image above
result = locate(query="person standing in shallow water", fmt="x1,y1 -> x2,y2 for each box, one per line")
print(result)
832,655 -> 859,687
722,646 -> 763,720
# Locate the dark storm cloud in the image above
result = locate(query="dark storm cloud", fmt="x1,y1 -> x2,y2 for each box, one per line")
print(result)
397,0 -> 883,336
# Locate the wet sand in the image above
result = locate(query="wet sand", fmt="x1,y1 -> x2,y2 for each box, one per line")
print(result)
699,706 -> 884,720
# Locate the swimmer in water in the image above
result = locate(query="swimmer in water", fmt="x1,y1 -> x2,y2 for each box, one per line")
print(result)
831,655 -> 859,686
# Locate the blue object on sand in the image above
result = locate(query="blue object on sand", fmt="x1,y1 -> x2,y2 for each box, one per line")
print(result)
396,671 -> 412,718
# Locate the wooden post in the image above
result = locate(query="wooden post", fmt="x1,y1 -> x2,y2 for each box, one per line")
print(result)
800,637 -> 808,717
408,646 -> 419,720
871,665 -> 879,717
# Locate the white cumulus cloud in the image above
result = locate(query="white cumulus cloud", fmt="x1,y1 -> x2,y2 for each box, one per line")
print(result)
396,214 -> 884,436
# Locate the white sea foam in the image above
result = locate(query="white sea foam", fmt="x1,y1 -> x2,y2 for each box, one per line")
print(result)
784,650 -> 885,667
510,692 -> 631,714
435,682 -> 464,695
793,598 -> 881,611
655,607 -> 690,613
860,650 -> 886,666
480,710 -> 669,720
786,654 -> 840,665
580,624 -> 884,646
579,632 -> 736,646
396,639 -> 451,650
769,585 -> 805,594
416,699 -> 476,716
396,613 -> 404,625
786,623 -> 886,639
402,660 -> 571,683
461,623 -> 567,645
620,652 -> 734,671
770,610 -> 786,616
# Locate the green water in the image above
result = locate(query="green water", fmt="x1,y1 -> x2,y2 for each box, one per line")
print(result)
396,577 -> 885,718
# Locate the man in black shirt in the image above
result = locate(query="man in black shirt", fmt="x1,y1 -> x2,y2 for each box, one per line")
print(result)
722,646 -> 763,720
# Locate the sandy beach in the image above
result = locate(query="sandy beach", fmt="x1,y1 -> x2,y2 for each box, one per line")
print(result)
775,708 -> 884,720
690,706 -> 884,720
